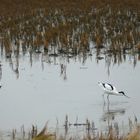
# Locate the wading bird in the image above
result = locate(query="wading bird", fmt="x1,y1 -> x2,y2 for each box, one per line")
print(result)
98,82 -> 130,101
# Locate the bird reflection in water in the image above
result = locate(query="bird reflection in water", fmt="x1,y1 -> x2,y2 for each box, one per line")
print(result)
101,100 -> 126,122
101,99 -> 126,136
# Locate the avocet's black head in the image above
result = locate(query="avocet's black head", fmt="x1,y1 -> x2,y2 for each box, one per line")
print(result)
119,91 -> 125,95
119,91 -> 130,98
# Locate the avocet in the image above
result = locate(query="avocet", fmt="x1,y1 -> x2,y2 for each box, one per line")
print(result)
98,82 -> 130,99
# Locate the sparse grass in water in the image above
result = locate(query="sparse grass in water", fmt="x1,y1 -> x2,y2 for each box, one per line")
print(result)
9,116 -> 140,140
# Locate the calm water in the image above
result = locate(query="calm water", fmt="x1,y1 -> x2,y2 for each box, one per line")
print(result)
0,50 -> 140,134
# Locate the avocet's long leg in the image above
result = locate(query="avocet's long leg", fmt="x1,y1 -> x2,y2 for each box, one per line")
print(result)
102,94 -> 106,105
107,97 -> 110,111
107,94 -> 110,103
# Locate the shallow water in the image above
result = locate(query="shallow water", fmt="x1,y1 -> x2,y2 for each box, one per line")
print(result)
0,50 -> 140,135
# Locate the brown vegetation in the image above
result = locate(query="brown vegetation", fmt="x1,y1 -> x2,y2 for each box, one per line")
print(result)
10,117 -> 140,140
0,0 -> 140,15
0,0 -> 139,68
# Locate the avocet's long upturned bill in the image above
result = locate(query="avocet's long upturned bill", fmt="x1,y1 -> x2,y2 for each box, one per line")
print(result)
98,82 -> 130,98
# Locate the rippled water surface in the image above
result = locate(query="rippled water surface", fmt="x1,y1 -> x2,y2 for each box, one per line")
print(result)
0,50 -> 140,134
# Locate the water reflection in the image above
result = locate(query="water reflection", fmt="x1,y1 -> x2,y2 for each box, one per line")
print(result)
0,47 -> 140,80
60,63 -> 67,80
101,99 -> 127,134
102,101 -> 126,122
7,56 -> 19,79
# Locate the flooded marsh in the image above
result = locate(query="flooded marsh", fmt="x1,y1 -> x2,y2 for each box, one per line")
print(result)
0,0 -> 140,139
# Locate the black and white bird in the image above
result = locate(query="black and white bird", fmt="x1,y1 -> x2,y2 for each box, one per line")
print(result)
98,82 -> 130,99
